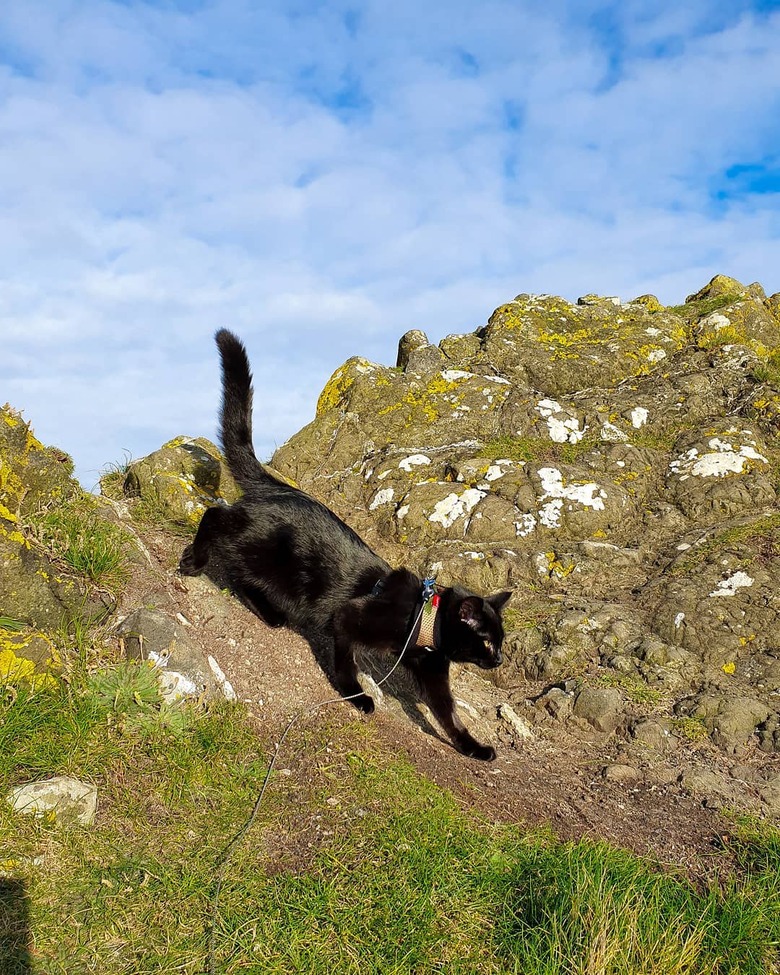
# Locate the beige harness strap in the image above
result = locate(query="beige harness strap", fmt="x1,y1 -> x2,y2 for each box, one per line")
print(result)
415,598 -> 439,648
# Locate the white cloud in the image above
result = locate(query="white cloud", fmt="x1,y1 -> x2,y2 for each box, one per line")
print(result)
1,0 -> 779,485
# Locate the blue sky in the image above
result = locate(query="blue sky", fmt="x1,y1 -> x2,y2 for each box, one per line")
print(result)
3,0 -> 780,487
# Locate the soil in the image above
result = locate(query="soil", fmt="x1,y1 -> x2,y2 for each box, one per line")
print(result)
112,516 -> 773,883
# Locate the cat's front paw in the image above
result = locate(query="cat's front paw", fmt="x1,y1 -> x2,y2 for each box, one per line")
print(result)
462,742 -> 496,762
179,546 -> 202,576
351,693 -> 375,715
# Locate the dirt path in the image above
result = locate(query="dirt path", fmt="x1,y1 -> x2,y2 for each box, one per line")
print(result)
121,524 -> 745,880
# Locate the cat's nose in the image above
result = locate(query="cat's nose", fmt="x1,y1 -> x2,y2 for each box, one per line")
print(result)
493,648 -> 503,666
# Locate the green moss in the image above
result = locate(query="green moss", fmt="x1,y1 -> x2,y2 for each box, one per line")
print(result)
666,292 -> 742,322
671,716 -> 709,742
481,434 -> 598,465
672,513 -> 780,576
751,349 -> 780,388
596,672 -> 664,706
503,600 -> 557,632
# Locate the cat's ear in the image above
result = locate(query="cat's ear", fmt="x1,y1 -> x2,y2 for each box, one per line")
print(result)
459,596 -> 484,628
488,591 -> 512,613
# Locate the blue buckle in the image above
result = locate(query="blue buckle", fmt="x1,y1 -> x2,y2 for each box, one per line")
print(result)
422,576 -> 436,602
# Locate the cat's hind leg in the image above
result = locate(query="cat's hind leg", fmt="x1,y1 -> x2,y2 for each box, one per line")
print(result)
238,584 -> 288,628
179,505 -> 227,576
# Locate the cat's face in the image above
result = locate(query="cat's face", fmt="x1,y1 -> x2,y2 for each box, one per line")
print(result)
445,591 -> 511,669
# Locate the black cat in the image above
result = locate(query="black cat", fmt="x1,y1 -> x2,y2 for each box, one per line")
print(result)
180,329 -> 511,760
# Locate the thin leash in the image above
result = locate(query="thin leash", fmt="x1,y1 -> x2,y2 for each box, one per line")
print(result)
205,577 -> 437,975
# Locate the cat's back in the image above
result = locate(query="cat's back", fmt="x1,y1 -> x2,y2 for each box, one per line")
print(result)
238,479 -> 384,569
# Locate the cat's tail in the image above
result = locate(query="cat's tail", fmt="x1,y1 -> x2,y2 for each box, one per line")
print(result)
215,329 -> 270,490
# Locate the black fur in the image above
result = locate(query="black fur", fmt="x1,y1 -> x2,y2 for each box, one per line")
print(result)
180,329 -> 511,760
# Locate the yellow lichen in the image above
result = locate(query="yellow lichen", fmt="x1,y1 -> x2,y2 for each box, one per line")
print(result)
316,366 -> 355,416
0,632 -> 59,691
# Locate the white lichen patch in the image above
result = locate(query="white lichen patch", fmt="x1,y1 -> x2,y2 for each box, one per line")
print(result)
396,504 -> 410,520
482,375 -> 511,385
429,489 -> 486,529
535,399 -> 586,444
538,499 -> 564,527
647,349 -> 666,363
601,422 -> 629,443
645,327 -> 662,336
709,571 -> 754,597
484,461 -> 512,481
515,513 -> 538,536
399,454 -> 431,472
670,435 -> 767,479
701,312 -> 731,331
354,359 -> 379,373
630,407 -> 649,428
461,551 -> 486,560
369,488 -> 395,510
538,467 -> 607,512
158,670 -> 199,703
674,613 -> 686,627
441,370 -> 473,381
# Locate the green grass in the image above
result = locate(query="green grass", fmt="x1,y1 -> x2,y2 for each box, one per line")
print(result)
129,495 -> 197,537
671,513 -> 780,576
480,434 -> 598,466
2,678 -> 778,975
30,496 -> 132,590
595,671 -> 665,707
0,617 -> 26,633
752,349 -> 780,389
98,450 -> 134,500
666,292 -> 742,322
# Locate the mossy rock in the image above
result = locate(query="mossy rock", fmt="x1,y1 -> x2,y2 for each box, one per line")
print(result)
481,294 -> 688,396
0,626 -> 60,690
693,294 -> 780,350
685,274 -> 747,303
632,294 -> 663,312
122,437 -> 241,527
0,517 -> 104,631
665,423 -> 775,522
438,332 -> 482,364
0,404 -> 80,520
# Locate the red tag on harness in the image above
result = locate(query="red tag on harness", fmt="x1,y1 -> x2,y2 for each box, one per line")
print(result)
431,593 -> 440,608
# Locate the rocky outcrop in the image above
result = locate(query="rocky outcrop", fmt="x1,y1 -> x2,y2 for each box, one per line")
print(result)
266,275 -> 780,759
0,405 -> 107,681
110,436 -> 240,526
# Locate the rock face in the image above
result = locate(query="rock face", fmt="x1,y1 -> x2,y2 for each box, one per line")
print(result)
118,436 -> 241,526
117,606 -> 237,703
0,404 -> 106,680
267,275 -> 780,757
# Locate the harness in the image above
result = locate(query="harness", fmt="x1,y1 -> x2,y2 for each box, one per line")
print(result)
372,574 -> 440,650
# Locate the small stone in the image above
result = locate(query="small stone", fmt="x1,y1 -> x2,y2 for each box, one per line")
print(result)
498,703 -> 534,739
759,775 -> 780,815
602,764 -> 641,784
678,768 -> 727,797
396,330 -> 430,370
8,776 -> 97,826
535,687 -> 573,721
631,718 -> 673,753
573,686 -> 624,733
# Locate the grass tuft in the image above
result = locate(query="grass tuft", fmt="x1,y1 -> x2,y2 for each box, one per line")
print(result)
30,496 -> 131,590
